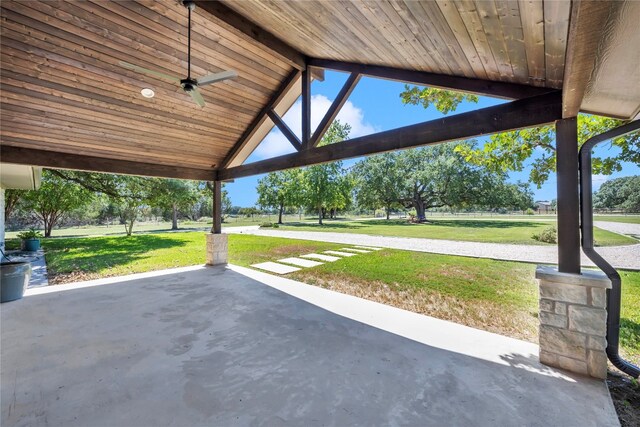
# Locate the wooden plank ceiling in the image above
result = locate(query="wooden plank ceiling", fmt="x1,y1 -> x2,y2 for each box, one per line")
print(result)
0,0 -> 293,174
222,0 -> 570,89
2,1 -> 637,179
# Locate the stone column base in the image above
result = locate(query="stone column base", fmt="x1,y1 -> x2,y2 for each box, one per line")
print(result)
535,266 -> 611,379
206,233 -> 228,266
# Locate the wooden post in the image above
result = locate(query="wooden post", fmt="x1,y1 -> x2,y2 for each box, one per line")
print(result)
556,117 -> 580,273
212,180 -> 222,234
301,67 -> 311,149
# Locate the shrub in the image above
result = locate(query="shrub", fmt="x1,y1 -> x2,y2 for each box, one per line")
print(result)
525,208 -> 535,215
532,226 -> 557,244
259,222 -> 279,229
17,228 -> 43,240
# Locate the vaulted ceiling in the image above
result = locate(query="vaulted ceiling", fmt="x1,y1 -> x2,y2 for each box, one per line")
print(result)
1,0 -> 638,179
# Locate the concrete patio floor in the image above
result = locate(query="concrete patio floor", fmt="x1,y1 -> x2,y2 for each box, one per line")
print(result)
1,265 -> 618,426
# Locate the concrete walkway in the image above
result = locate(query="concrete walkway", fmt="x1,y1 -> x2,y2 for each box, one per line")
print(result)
227,227 -> 640,270
4,250 -> 49,287
1,265 -> 618,426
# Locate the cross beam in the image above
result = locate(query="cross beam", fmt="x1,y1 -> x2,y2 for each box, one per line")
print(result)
217,91 -> 562,180
1,146 -> 215,180
308,58 -> 553,100
310,72 -> 361,147
220,69 -> 300,169
267,109 -> 301,151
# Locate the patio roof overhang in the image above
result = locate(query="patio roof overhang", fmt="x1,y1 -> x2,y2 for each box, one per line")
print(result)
1,0 -> 638,181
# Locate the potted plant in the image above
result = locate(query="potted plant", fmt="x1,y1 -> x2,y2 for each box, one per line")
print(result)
17,228 -> 43,252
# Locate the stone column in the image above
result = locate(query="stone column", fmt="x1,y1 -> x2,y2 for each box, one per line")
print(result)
206,233 -> 228,266
536,266 -> 611,379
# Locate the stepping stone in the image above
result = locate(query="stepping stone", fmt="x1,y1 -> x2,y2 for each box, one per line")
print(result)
278,257 -> 323,268
251,262 -> 300,274
339,248 -> 371,253
324,250 -> 356,257
354,246 -> 383,251
301,253 -> 340,262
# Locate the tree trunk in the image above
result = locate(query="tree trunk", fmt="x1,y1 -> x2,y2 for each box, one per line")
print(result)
414,199 -> 426,222
278,203 -> 284,224
318,206 -> 323,225
386,206 -> 390,220
44,217 -> 52,238
171,204 -> 178,230
126,218 -> 135,236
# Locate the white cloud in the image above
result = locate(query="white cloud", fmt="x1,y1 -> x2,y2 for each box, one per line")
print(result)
592,174 -> 610,191
249,94 -> 377,161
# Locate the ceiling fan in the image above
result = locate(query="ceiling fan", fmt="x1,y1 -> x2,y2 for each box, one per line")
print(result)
119,0 -> 237,107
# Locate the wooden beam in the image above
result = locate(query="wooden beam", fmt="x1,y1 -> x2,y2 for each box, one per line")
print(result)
194,1 -> 306,70
556,117 -> 580,273
301,67 -> 312,149
218,91 -> 562,180
220,69 -> 300,168
0,146 -> 215,181
310,72 -> 361,147
308,58 -> 553,100
267,109 -> 301,151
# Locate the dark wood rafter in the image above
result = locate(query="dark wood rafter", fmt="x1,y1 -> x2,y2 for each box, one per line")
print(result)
267,109 -> 301,151
217,91 -> 562,180
556,117 -> 580,273
1,146 -> 215,181
193,1 -> 306,70
308,58 -> 553,100
310,72 -> 361,147
301,67 -> 312,149
211,180 -> 222,234
220,69 -> 301,168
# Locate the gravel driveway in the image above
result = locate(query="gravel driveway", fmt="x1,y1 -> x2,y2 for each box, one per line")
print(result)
594,221 -> 640,238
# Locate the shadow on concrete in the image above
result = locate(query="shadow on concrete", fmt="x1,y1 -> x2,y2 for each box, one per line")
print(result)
1,267 -> 617,426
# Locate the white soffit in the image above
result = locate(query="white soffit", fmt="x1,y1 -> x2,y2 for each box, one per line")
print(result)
0,163 -> 42,190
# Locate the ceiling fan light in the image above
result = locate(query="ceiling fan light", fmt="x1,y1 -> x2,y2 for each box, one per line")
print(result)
140,88 -> 155,98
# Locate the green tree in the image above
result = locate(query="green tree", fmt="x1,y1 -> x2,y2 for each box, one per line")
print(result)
4,189 -> 25,221
110,177 -> 153,236
483,181 -> 534,212
257,169 -> 303,224
22,170 -> 91,237
353,153 -> 404,219
302,121 -> 352,225
400,85 -> 479,114
594,176 -> 640,212
400,88 -> 639,187
152,179 -> 199,230
49,170 -> 158,236
396,142 -> 503,220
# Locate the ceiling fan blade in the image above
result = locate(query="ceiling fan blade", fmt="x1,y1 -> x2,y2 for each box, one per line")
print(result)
119,61 -> 181,83
187,87 -> 206,107
196,70 -> 238,87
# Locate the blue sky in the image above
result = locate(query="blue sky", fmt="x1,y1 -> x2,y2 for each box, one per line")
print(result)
226,71 -> 639,207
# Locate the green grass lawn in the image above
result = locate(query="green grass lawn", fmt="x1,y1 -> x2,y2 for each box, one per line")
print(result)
3,215 -> 337,239
277,219 -> 637,246
593,215 -> 640,224
10,231 -> 637,366
7,215 -> 637,245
